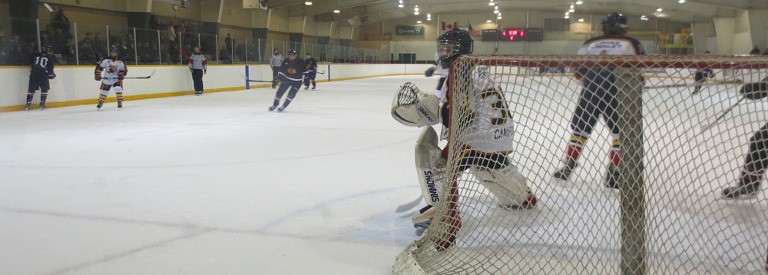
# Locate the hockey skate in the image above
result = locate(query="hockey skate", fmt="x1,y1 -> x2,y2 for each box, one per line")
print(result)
691,88 -> 700,95
304,86 -> 309,90
500,192 -> 538,210
117,101 -> 123,109
38,102 -> 46,110
411,205 -> 435,231
605,165 -> 620,189
311,86 -> 316,90
553,159 -> 578,181
24,103 -> 31,111
277,106 -> 286,112
96,99 -> 104,110
722,180 -> 761,199
268,105 -> 277,111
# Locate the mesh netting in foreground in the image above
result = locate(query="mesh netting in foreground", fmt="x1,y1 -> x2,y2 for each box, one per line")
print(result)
394,55 -> 768,274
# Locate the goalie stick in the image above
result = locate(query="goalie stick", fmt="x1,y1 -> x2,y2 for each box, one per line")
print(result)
395,196 -> 423,213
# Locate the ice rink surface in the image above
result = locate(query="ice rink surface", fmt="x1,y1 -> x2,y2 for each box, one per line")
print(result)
0,76 -> 439,275
2,74 -> 768,274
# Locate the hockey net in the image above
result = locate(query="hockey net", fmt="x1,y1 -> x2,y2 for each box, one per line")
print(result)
393,55 -> 768,274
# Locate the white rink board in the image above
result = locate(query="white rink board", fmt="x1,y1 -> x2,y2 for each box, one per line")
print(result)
0,63 -> 436,108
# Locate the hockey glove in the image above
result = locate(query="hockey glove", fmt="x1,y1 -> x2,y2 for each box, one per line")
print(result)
204,69 -> 207,74
740,82 -> 768,100
95,75 -> 101,81
48,74 -> 56,80
425,67 -> 436,77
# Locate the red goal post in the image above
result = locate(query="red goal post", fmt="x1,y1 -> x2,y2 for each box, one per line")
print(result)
393,54 -> 768,275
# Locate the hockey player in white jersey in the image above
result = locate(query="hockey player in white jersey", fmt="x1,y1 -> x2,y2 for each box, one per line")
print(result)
392,29 -> 537,237
94,46 -> 128,109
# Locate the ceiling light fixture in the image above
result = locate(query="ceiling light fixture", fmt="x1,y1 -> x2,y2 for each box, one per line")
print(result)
333,9 -> 340,13
417,20 -> 422,24
578,18 -> 584,22
576,0 -> 583,4
656,8 -> 663,12
304,1 -> 312,6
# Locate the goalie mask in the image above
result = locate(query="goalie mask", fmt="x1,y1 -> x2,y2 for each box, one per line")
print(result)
391,82 -> 441,127
437,28 -> 474,69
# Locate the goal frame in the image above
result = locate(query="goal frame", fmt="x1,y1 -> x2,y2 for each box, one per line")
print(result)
393,54 -> 768,275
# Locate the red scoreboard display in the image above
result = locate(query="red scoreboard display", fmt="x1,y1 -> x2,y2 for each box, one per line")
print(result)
501,28 -> 526,41
481,28 -> 544,42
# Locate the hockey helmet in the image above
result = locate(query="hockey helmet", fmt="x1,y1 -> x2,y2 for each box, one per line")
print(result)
437,28 -> 473,68
602,12 -> 628,35
41,44 -> 53,54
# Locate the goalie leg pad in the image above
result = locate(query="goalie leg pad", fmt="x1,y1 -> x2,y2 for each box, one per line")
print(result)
415,126 -> 446,206
471,163 -> 533,208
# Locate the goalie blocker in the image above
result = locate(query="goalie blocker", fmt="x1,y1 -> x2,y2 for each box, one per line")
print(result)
391,82 -> 536,230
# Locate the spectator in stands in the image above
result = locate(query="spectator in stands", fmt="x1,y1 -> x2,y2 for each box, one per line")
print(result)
750,45 -> 761,55
225,33 -> 234,52
51,8 -> 71,39
224,33 -> 235,62
220,47 -> 231,64
93,32 -> 105,56
236,41 -> 245,61
125,32 -> 135,49
0,29 -> 7,64
166,22 -> 176,43
7,35 -> 24,65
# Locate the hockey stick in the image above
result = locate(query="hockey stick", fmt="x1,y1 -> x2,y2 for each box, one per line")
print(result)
316,70 -> 325,75
700,97 -> 746,132
395,196 -> 423,213
98,70 -> 155,81
124,70 -> 155,79
240,73 -> 273,83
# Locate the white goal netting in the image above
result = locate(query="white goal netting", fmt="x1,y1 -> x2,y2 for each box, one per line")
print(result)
393,55 -> 768,275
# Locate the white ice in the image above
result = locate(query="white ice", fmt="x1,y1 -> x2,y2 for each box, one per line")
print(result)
2,74 -> 768,275
0,76 -> 442,275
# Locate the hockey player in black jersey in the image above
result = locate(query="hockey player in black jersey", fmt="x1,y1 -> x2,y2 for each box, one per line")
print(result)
303,52 -> 318,90
269,49 -> 305,112
25,45 -> 56,110
692,68 -> 713,95
722,80 -> 768,199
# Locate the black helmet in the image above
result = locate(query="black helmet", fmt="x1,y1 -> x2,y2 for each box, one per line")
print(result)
602,12 -> 628,35
437,28 -> 473,68
41,45 -> 52,54
288,49 -> 297,55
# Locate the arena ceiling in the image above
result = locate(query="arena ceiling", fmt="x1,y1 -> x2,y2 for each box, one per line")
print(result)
265,0 -> 768,25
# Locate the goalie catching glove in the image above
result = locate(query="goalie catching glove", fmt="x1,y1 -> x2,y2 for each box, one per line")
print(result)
391,82 -> 442,127
740,77 -> 768,100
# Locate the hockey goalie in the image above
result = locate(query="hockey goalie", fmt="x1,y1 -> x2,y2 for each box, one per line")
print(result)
391,30 -> 538,239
